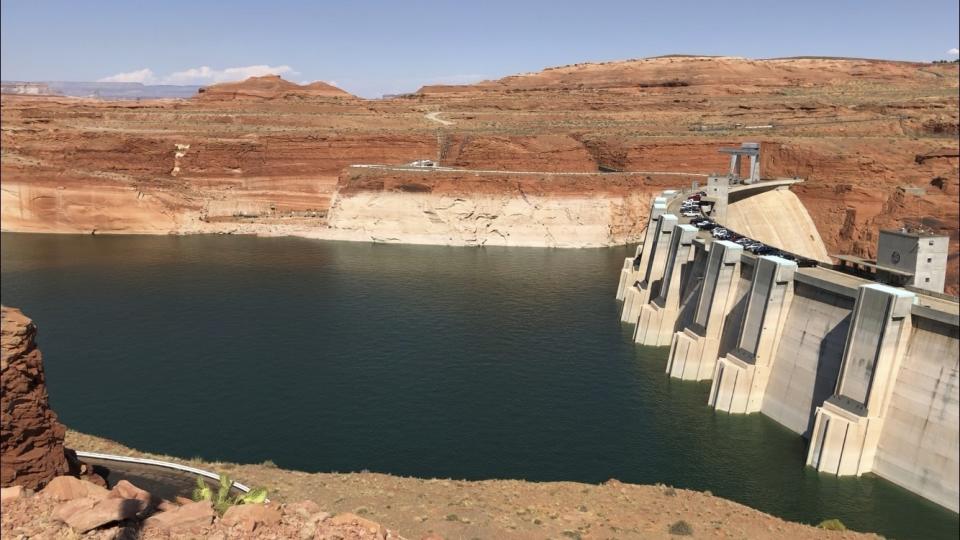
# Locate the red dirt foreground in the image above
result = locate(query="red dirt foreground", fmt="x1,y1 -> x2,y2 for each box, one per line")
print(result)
0,477 -> 398,539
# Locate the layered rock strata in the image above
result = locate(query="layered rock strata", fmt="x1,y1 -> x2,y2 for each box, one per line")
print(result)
0,306 -> 72,489
324,169 -> 684,247
2,56 -> 957,290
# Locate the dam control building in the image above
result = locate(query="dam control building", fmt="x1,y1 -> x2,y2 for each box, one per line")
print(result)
833,229 -> 951,294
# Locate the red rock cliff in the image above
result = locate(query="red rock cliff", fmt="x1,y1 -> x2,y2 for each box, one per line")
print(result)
1,306 -> 71,489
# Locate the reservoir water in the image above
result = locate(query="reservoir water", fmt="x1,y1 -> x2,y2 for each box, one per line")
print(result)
1,233 -> 956,539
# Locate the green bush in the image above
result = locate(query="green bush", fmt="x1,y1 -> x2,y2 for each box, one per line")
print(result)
668,520 -> 694,536
191,474 -> 268,514
817,518 -> 847,531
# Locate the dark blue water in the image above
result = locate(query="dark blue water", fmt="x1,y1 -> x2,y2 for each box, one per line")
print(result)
1,233 -> 956,539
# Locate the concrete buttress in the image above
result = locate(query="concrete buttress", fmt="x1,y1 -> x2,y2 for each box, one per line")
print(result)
666,240 -> 744,380
634,224 -> 699,345
806,284 -> 916,477
616,200 -> 666,301
620,213 -> 678,325
708,255 -> 797,411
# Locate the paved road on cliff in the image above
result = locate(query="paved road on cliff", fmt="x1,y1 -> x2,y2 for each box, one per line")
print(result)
349,164 -> 710,177
425,111 -> 454,126
419,111 -> 712,177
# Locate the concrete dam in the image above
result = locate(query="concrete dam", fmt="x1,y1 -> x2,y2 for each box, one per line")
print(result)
616,177 -> 960,513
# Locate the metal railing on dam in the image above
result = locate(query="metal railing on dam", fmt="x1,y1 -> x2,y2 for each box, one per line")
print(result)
616,188 -> 960,514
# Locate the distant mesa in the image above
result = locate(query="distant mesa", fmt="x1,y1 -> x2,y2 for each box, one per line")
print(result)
196,75 -> 353,100
415,55 -> 957,94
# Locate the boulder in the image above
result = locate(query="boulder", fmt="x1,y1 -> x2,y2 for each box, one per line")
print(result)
298,523 -> 317,540
40,475 -> 109,501
144,500 -> 215,531
286,499 -> 327,522
54,497 -> 98,521
0,485 -> 32,502
329,512 -> 387,538
222,503 -> 282,532
0,307 -> 72,489
55,496 -> 143,532
108,479 -> 156,516
156,499 -> 179,512
64,448 -> 108,487
286,499 -> 321,516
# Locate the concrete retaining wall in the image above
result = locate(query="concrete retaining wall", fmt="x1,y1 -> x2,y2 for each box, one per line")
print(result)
725,188 -> 831,262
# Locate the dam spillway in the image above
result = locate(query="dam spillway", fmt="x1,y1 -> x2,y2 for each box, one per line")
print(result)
618,185 -> 960,513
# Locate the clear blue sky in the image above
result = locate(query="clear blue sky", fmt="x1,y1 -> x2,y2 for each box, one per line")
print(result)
2,0 -> 958,97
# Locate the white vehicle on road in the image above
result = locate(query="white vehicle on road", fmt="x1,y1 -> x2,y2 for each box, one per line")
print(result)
711,228 -> 730,239
408,159 -> 438,168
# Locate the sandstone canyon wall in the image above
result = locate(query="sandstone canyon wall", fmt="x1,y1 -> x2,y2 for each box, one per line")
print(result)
2,57 -> 957,291
321,169 -> 685,247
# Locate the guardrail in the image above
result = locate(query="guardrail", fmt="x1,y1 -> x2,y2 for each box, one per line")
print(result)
76,451 -> 256,495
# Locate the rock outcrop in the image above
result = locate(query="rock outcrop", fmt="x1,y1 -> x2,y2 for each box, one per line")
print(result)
0,306 -> 104,489
0,306 -> 72,489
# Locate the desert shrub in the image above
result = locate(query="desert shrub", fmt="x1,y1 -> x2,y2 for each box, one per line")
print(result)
668,520 -> 694,536
817,518 -> 847,531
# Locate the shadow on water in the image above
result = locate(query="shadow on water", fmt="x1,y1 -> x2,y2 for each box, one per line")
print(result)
1,233 -> 956,540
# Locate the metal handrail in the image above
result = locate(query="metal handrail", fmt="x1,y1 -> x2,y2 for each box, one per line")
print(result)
76,450 -> 254,494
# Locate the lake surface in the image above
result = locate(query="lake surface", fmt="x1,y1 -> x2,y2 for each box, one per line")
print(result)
2,233 -> 956,539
